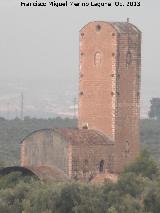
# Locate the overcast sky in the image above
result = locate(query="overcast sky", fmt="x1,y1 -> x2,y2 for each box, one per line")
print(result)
0,0 -> 159,117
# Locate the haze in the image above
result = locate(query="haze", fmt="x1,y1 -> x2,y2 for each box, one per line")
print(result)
0,0 -> 159,118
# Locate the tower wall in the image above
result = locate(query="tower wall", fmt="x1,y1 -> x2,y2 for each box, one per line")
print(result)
78,22 -> 117,139
78,21 -> 141,173
114,30 -> 141,172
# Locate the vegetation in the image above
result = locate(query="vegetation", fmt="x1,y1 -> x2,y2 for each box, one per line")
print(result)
0,150 -> 160,213
141,119 -> 160,162
1,117 -> 160,212
148,98 -> 160,120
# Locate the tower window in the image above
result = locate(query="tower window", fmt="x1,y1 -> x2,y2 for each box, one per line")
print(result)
111,92 -> 114,96
112,53 -> 115,57
99,160 -> 104,173
126,51 -> 132,65
80,91 -> 84,96
96,25 -> 101,32
81,33 -> 84,37
80,73 -> 84,78
94,52 -> 101,65
112,33 -> 115,36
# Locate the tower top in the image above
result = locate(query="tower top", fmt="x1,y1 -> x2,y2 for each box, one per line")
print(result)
80,21 -> 141,34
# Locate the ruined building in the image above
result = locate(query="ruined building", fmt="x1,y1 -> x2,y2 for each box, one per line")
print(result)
2,21 -> 141,182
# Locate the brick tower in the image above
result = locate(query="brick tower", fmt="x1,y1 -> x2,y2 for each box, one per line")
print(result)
78,21 -> 141,173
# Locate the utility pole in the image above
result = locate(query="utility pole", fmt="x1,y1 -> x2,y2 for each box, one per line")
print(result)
20,92 -> 24,120
15,107 -> 18,119
73,97 -> 76,119
7,102 -> 10,120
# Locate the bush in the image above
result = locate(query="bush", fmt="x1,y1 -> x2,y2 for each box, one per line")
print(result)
0,150 -> 160,213
123,149 -> 160,179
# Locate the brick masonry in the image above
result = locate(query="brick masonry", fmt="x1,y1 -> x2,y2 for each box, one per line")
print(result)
78,21 -> 141,173
20,129 -> 69,175
20,21 -> 141,181
20,128 -> 114,181
71,143 -> 114,180
78,22 -> 117,139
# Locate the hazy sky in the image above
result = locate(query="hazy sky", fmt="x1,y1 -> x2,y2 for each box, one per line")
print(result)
0,0 -> 159,117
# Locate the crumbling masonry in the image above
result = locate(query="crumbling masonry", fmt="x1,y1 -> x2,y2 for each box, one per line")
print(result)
19,21 -> 141,182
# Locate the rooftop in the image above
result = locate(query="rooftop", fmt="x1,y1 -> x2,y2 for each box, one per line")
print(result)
21,128 -> 114,145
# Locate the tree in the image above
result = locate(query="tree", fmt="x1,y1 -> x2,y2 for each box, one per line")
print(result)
143,181 -> 160,213
123,149 -> 160,180
148,98 -> 160,119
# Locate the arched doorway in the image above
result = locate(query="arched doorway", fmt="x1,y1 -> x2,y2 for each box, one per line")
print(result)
99,160 -> 104,173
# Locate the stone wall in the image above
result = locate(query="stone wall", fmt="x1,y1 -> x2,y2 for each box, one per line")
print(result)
20,129 -> 68,174
71,143 -> 114,181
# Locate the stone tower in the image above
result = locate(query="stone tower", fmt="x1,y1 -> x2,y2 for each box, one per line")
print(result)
78,21 -> 141,173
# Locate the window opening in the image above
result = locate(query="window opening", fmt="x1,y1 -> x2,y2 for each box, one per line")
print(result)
99,160 -> 104,173
94,52 -> 101,65
96,25 -> 101,32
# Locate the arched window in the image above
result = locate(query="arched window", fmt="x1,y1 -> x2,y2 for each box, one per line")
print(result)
99,160 -> 104,173
94,52 -> 101,66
